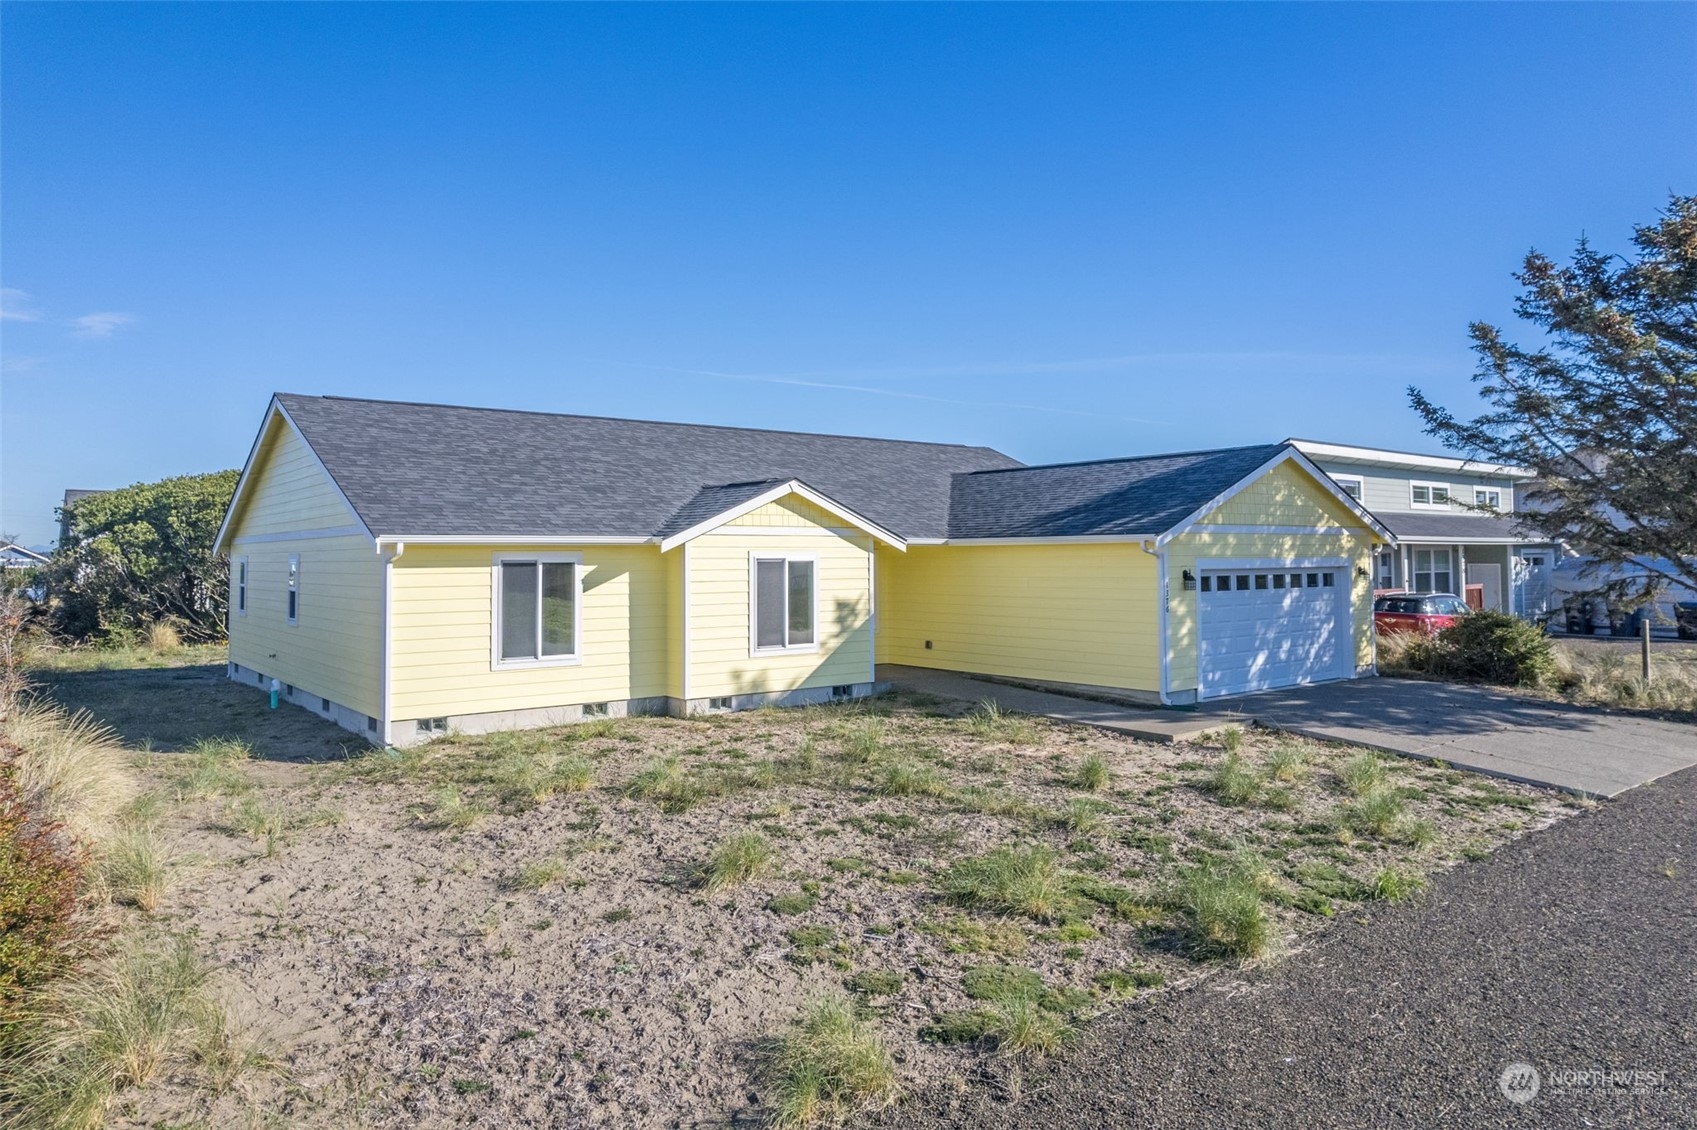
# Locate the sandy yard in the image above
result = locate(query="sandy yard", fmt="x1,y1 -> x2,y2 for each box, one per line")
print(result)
42,662 -> 1581,1128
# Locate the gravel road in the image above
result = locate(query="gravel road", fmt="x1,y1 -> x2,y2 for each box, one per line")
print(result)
882,765 -> 1696,1129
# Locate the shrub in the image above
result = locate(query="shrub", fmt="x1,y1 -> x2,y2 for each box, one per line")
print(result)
703,832 -> 774,891
1397,610 -> 1557,688
768,997 -> 897,1129
144,623 -> 182,654
1205,751 -> 1260,806
1166,859 -> 1270,959
941,846 -> 1082,923
0,766 -> 86,1021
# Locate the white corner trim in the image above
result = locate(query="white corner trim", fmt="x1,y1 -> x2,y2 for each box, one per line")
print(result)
1156,447 -> 1396,548
379,542 -> 403,746
659,480 -> 906,553
680,541 -> 692,701
214,398 -> 377,555
867,535 -> 877,684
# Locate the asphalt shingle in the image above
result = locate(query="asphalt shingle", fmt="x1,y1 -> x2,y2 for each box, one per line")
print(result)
946,444 -> 1291,539
275,394 -> 1022,541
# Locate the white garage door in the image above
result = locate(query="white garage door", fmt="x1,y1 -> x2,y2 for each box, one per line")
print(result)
1197,567 -> 1348,699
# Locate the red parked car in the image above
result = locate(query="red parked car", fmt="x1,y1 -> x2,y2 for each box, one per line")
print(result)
1374,592 -> 1470,636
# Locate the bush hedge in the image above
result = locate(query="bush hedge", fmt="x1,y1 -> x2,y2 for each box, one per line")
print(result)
0,757 -> 87,1025
1395,610 -> 1557,688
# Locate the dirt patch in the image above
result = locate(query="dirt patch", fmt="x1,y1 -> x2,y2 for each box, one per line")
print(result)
49,670 -> 1579,1128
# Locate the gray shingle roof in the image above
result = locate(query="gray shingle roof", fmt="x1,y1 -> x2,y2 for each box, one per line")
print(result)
947,444 -> 1291,538
653,480 -> 790,538
1379,511 -> 1547,542
275,395 -> 1022,541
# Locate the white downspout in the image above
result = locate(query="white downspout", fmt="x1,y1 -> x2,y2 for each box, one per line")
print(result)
1140,540 -> 1172,706
378,540 -> 404,746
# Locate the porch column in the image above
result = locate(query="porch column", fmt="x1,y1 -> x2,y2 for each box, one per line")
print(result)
1457,544 -> 1467,599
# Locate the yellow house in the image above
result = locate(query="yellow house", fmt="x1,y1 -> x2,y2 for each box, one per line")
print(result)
214,395 -> 1392,744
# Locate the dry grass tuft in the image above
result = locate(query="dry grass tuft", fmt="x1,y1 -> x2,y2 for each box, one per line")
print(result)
1,701 -> 133,845
0,934 -> 257,1130
768,997 -> 898,1129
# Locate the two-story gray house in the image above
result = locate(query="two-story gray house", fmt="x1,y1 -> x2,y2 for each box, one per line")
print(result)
1290,439 -> 1561,618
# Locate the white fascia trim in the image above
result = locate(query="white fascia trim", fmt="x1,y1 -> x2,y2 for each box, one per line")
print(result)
1393,537 -> 1541,547
659,480 -> 906,553
374,534 -> 652,546
214,398 -> 376,555
1287,439 -> 1533,478
1156,448 -> 1395,548
1195,524 -> 1357,536
232,525 -> 369,545
940,534 -> 1160,546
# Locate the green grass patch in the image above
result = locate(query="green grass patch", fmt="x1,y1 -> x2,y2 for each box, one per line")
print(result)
941,846 -> 1083,923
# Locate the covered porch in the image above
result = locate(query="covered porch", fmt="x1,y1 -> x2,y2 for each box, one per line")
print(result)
1374,539 -> 1556,617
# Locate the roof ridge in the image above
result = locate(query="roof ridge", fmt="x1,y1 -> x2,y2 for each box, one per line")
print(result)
281,393 -> 1018,456
958,441 -> 1288,477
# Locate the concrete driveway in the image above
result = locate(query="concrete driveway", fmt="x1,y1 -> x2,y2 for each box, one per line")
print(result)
1202,677 -> 1697,797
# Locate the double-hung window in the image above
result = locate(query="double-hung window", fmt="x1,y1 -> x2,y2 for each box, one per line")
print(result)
1332,474 -> 1364,502
1413,549 -> 1453,594
751,555 -> 816,653
1474,487 -> 1502,509
235,557 -> 248,617
286,555 -> 299,624
1410,482 -> 1451,508
493,554 -> 581,667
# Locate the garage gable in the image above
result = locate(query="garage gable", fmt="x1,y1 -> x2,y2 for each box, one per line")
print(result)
1193,458 -> 1370,532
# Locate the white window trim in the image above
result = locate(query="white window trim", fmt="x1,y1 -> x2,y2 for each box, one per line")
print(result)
490,552 -> 584,670
1331,474 -> 1365,502
1410,481 -> 1452,509
1473,487 -> 1503,509
285,554 -> 299,625
748,551 -> 820,657
234,556 -> 248,617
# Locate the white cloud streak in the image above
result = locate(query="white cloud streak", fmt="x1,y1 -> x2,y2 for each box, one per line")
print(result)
69,312 -> 138,338
0,288 -> 41,322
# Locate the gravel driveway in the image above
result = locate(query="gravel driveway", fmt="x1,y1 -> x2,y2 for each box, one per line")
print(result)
882,765 -> 1696,1129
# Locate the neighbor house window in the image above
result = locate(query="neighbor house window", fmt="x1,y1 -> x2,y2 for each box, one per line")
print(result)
1413,549 -> 1453,594
1410,482 -> 1451,508
1332,474 -> 1364,502
286,555 -> 299,624
751,555 -> 815,652
235,557 -> 248,617
1474,487 -> 1502,509
493,554 -> 581,666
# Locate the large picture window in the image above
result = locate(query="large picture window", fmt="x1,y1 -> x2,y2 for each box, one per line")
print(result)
493,555 -> 580,666
751,555 -> 815,652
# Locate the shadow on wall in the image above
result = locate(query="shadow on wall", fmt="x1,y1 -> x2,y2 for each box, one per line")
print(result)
719,596 -> 871,699
35,664 -> 368,763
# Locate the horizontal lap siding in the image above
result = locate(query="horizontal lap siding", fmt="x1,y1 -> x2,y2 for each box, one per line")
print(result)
227,535 -> 382,717
1170,462 -> 1379,693
687,512 -> 873,697
876,544 -> 1160,692
390,545 -> 670,718
231,419 -> 358,536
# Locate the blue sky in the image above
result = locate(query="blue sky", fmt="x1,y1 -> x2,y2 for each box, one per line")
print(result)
3,3 -> 1693,547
